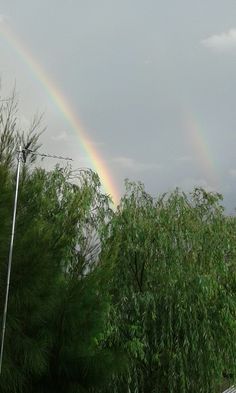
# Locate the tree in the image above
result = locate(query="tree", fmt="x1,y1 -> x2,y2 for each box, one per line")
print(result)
0,90 -> 117,392
0,163 -> 120,392
0,88 -> 43,169
102,181 -> 236,393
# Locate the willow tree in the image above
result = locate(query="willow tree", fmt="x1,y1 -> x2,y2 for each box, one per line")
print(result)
102,181 -> 236,393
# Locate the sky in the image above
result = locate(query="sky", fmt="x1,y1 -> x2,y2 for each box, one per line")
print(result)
0,1 -> 236,211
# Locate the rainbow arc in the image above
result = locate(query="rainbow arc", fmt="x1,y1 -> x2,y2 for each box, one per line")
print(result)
0,20 -> 120,205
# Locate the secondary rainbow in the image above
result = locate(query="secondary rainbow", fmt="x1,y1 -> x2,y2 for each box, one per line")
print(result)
0,20 -> 120,205
184,111 -> 218,188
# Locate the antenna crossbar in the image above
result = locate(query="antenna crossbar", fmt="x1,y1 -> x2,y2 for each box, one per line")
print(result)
18,148 -> 73,162
28,150 -> 73,161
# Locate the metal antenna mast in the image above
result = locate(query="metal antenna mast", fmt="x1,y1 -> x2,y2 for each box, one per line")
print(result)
0,145 -> 72,375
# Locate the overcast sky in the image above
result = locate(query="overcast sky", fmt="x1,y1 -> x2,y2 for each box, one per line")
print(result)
0,1 -> 236,211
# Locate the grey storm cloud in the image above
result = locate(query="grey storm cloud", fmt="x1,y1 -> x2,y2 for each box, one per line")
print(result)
0,0 -> 236,210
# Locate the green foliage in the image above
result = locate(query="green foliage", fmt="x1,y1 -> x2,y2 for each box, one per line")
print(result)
102,181 -> 236,393
1,90 -> 236,393
0,92 -> 115,392
0,163 -> 114,392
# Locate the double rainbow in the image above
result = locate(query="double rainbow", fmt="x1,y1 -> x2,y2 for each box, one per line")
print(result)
0,18 -> 218,201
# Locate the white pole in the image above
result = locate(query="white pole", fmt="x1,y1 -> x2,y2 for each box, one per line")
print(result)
0,146 -> 22,375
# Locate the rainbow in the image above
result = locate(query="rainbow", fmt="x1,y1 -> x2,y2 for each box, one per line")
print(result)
184,111 -> 218,188
0,19 -> 120,205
